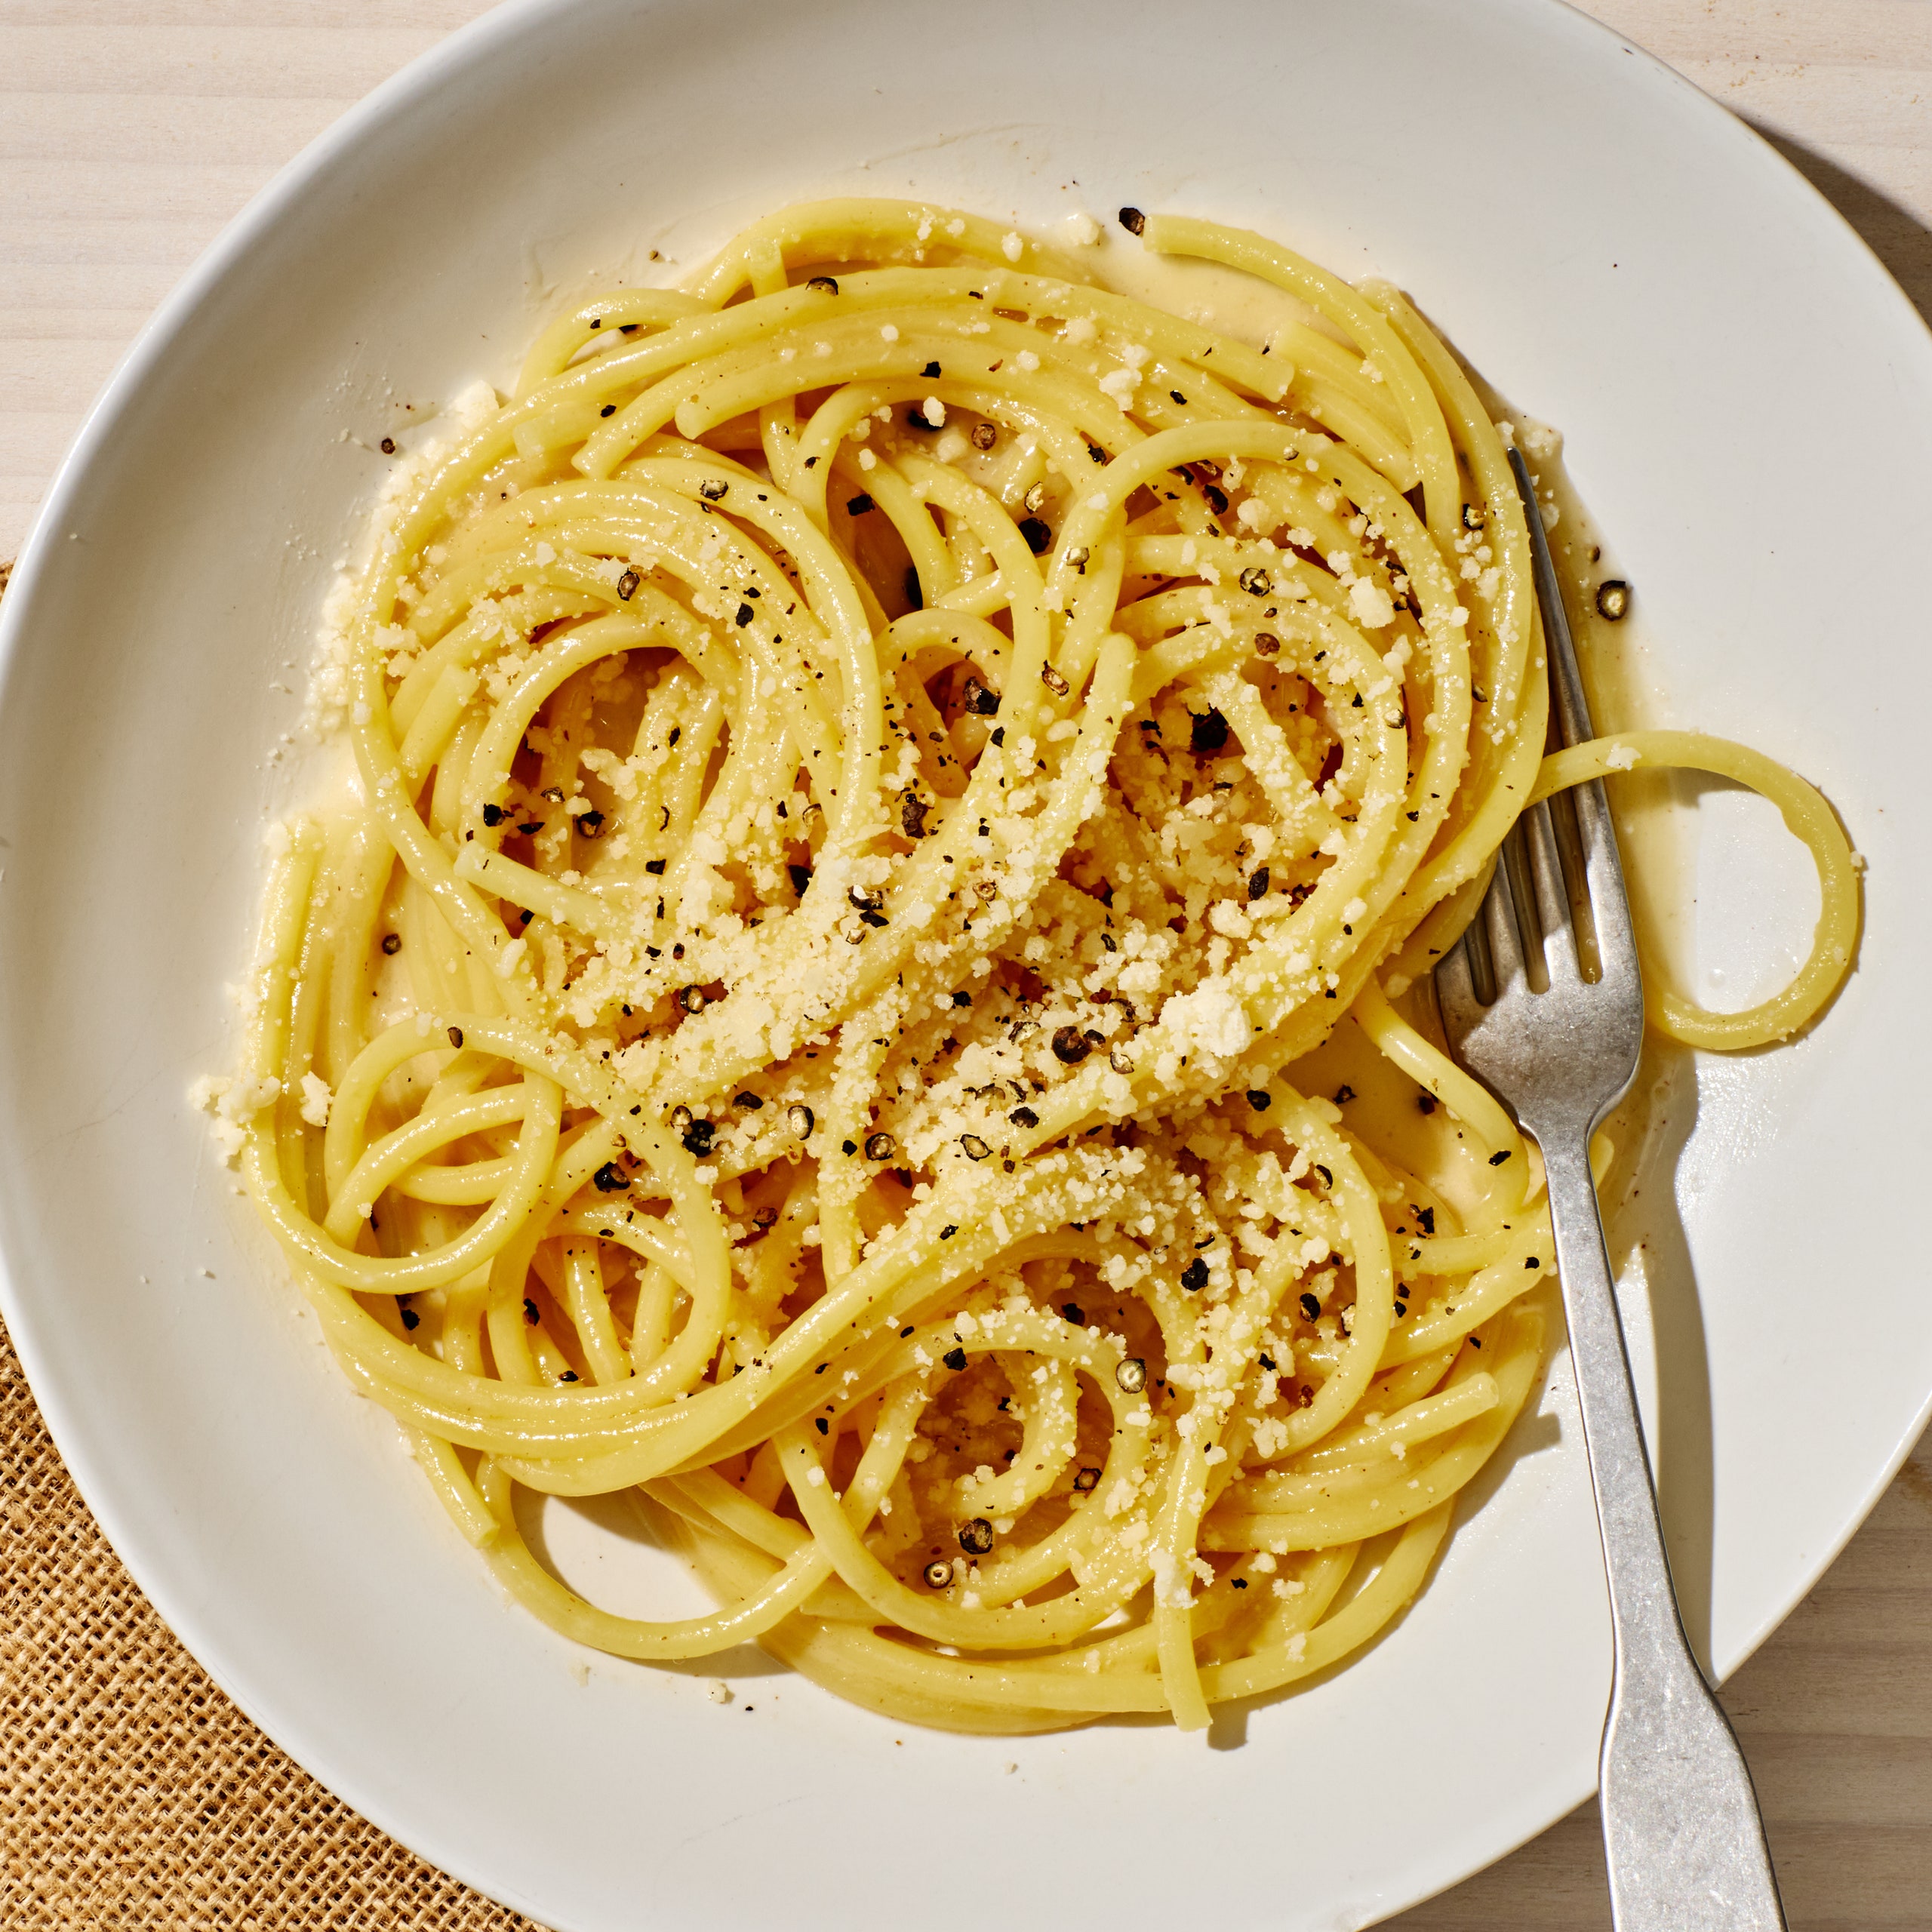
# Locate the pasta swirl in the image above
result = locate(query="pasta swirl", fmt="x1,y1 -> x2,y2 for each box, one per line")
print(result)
208,201 -> 1857,1732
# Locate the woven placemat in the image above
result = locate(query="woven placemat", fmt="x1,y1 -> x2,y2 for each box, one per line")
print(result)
0,1314 -> 547,1930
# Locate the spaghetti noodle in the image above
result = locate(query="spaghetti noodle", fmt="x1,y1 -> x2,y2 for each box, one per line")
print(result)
209,202 -> 1857,1733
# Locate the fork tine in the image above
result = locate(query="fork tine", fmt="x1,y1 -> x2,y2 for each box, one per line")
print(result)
1435,925 -> 1480,1041
1509,446 -> 1592,751
1523,798 -> 1580,983
1506,443 -> 1644,1004
1574,774 -> 1641,982
1481,833 -> 1531,999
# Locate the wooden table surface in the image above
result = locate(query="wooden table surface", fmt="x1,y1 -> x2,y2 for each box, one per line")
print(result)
3,4 -> 1928,1926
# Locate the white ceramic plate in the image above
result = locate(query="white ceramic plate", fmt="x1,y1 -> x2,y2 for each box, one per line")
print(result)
4,1 -> 1929,1924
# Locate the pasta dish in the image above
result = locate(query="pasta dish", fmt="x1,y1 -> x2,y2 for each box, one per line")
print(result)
201,201 -> 1856,1733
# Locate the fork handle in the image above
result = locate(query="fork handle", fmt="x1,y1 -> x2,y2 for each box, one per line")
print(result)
1538,1131 -> 1787,1931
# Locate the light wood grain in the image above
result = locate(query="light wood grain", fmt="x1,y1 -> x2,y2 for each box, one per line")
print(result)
2,5 -> 1928,1926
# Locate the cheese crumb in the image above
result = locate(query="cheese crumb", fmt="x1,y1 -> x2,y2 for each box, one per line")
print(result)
1348,580 -> 1396,629
1160,980 -> 1252,1060
189,1072 -> 281,1163
298,1072 -> 333,1128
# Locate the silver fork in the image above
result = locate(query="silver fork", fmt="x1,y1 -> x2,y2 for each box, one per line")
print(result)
1434,448 -> 1786,1930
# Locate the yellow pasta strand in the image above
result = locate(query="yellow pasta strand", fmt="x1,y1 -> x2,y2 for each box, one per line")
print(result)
1533,730 -> 1858,1048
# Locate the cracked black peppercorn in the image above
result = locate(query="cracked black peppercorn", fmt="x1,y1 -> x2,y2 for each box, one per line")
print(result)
1051,1026 -> 1090,1065
1189,707 -> 1229,754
